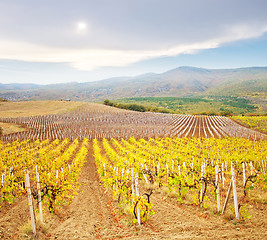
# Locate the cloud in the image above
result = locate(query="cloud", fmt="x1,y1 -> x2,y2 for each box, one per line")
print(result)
1,23 -> 267,71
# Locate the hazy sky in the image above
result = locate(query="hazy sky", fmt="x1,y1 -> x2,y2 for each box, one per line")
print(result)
1,0 -> 267,84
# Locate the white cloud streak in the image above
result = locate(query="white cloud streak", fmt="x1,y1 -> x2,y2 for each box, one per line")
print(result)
1,24 -> 267,71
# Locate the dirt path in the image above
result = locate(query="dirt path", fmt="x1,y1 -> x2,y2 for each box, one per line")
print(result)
0,197 -> 29,239
145,193 -> 267,239
48,143 -> 133,240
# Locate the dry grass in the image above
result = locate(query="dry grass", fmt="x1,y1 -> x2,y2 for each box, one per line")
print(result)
0,122 -> 25,134
19,219 -> 33,236
0,100 -> 87,134
19,211 -> 50,239
0,100 -> 87,118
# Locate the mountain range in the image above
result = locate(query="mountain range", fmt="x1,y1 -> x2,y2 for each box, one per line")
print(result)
1,66 -> 266,101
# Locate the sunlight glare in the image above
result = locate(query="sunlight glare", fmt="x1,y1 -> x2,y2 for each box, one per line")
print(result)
76,22 -> 87,32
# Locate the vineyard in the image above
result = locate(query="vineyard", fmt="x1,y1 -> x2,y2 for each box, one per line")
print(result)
0,102 -> 267,239
93,137 -> 267,220
232,115 -> 267,134
0,138 -> 88,211
0,103 -> 266,141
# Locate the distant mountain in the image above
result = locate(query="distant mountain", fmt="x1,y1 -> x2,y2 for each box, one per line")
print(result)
0,83 -> 40,90
0,66 -> 266,101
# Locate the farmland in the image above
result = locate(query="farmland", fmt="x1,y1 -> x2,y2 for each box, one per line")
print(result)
232,115 -> 267,134
0,102 -> 266,142
0,100 -> 86,118
114,96 -> 260,115
0,101 -> 266,239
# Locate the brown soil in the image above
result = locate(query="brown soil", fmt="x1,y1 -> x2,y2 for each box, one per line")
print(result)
47,143 -> 133,240
0,196 -> 29,239
0,142 -> 266,240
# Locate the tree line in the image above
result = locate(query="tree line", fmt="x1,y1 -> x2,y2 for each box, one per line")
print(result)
103,99 -> 173,114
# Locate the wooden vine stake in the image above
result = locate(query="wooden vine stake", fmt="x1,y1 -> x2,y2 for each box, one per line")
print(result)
200,164 -> 204,203
222,180 -> 232,214
141,163 -> 149,184
135,173 -> 141,225
142,170 -> 149,185
166,164 -> 169,177
221,163 -> 225,188
25,170 -> 37,238
231,162 -> 239,219
242,162 -> 246,187
1,174 -> 4,187
103,163 -> 106,176
131,167 -> 135,198
215,165 -> 220,212
249,162 -> 253,175
262,160 -> 265,174
36,170 -> 43,224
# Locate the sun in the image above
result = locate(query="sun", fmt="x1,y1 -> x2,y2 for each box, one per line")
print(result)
76,22 -> 87,32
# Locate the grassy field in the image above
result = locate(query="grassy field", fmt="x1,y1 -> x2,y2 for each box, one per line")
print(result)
114,96 -> 260,115
0,122 -> 25,134
0,100 -> 86,134
0,100 -> 86,118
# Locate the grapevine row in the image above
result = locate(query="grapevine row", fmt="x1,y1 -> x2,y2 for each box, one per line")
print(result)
1,104 -> 266,142
0,138 -> 88,213
93,137 -> 267,223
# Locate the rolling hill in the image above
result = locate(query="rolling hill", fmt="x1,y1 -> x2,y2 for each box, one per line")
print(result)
0,66 -> 266,102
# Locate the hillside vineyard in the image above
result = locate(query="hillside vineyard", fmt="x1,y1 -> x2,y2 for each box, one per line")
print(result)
0,103 -> 266,141
0,103 -> 267,239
